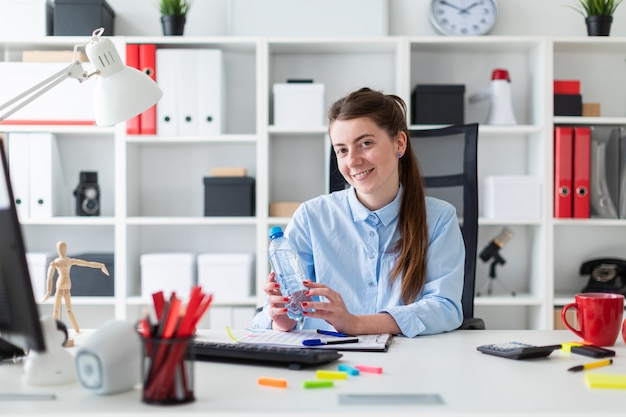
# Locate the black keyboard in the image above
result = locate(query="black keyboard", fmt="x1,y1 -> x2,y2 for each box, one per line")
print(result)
188,340 -> 343,370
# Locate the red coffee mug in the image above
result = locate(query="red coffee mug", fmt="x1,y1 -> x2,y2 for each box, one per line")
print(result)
561,292 -> 624,347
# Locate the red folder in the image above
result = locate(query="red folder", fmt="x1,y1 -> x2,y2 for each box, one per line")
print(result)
125,44 -> 141,135
139,44 -> 157,135
554,126 -> 573,218
573,127 -> 591,218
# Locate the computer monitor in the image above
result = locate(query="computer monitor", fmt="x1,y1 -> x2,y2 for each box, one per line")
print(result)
0,144 -> 46,353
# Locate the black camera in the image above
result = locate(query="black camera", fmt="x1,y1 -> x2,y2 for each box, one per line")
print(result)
74,171 -> 100,216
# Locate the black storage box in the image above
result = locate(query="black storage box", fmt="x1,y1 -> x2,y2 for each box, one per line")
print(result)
203,176 -> 256,216
412,84 -> 465,125
49,253 -> 114,296
554,94 -> 582,116
47,0 -> 115,36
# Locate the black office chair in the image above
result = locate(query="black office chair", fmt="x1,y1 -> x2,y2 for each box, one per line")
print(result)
329,123 -> 485,330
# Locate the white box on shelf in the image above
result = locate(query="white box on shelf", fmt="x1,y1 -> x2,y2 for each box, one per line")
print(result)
140,253 -> 196,298
273,83 -> 324,128
482,175 -> 541,219
26,252 -> 54,300
0,0 -> 48,38
197,253 -> 254,299
230,0 -> 388,37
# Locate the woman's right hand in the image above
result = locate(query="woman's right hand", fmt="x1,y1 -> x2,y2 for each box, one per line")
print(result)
263,272 -> 297,331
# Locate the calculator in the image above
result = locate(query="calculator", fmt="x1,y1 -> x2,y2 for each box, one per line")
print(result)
476,342 -> 562,360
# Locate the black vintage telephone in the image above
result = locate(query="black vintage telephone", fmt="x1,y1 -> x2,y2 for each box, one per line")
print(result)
580,258 -> 626,295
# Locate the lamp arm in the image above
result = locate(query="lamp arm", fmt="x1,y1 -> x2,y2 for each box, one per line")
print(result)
0,60 -> 90,122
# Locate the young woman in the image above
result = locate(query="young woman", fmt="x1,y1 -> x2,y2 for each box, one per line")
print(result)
252,87 -> 464,337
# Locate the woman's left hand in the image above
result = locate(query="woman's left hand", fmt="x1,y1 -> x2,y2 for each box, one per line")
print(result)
302,280 -> 358,334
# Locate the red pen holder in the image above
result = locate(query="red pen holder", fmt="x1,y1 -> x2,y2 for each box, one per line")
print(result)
140,336 -> 195,405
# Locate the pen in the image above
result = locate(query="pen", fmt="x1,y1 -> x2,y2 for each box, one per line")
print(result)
568,359 -> 613,372
317,329 -> 356,338
303,338 -> 359,346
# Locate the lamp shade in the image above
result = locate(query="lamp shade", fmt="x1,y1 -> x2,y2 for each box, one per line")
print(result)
85,31 -> 162,126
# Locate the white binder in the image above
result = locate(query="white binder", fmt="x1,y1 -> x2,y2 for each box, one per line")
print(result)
7,132 -> 31,219
29,133 -> 68,218
155,49 -> 179,135
197,49 -> 224,135
177,49 -> 200,136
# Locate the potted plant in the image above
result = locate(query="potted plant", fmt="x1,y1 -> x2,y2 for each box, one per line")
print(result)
159,0 -> 190,36
570,0 -> 623,36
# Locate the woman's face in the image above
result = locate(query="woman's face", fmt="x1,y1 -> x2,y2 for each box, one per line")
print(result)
330,117 -> 406,211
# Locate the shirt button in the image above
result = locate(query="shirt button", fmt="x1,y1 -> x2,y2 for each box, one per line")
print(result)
369,232 -> 375,237
369,253 -> 375,259
368,282 -> 375,287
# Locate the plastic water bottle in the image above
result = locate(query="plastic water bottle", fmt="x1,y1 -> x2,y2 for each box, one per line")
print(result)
268,226 -> 312,321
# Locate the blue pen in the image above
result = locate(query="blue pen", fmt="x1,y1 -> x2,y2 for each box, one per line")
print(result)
303,338 -> 359,346
317,329 -> 356,338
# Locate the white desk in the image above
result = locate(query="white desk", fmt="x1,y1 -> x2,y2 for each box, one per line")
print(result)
1,330 -> 624,416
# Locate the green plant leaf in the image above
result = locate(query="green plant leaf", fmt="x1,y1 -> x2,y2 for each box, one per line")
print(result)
158,0 -> 190,16
569,0 -> 623,16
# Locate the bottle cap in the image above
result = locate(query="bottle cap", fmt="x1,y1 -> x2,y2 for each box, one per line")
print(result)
268,226 -> 284,239
491,69 -> 510,81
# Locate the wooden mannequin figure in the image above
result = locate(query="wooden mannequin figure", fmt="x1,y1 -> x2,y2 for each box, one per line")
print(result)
43,241 -> 109,343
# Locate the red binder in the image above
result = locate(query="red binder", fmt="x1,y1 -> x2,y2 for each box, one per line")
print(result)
125,44 -> 141,135
139,44 -> 157,135
573,127 -> 591,218
554,126 -> 573,218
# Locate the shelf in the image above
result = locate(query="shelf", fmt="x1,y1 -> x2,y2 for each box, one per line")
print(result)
13,34 -> 622,332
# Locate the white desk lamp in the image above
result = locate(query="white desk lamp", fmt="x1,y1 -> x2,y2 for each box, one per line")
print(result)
0,27 -> 162,125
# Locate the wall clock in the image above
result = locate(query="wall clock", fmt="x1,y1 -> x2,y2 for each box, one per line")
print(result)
429,0 -> 498,36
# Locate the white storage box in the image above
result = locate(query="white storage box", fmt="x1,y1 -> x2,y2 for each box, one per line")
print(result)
273,83 -> 324,127
140,253 -> 196,298
0,0 -> 48,37
197,253 -> 254,299
0,62 -> 95,123
482,175 -> 541,219
230,0 -> 388,37
26,252 -> 54,300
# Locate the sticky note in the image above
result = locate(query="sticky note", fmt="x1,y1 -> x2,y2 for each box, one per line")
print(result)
561,342 -> 583,352
316,370 -> 347,380
585,373 -> 626,389
257,377 -> 288,388
354,364 -> 383,374
303,380 -> 334,389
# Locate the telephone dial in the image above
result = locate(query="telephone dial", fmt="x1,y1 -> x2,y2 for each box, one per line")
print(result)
580,258 -> 626,295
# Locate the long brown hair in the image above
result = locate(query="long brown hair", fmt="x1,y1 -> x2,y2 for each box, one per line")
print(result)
328,87 -> 428,303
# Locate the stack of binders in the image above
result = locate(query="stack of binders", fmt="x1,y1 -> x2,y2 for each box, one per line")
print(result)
125,46 -> 225,136
554,126 -> 625,219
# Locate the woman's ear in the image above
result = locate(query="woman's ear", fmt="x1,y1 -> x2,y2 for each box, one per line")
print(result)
396,131 -> 408,156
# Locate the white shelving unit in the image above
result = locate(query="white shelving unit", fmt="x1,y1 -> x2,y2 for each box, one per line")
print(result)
4,34 -> 623,331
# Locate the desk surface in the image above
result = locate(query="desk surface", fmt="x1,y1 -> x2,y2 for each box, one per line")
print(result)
1,329 -> 625,416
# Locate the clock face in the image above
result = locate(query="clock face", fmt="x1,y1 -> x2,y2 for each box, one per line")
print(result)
430,0 -> 498,36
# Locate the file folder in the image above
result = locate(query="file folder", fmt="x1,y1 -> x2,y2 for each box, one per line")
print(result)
125,44 -> 141,135
177,49 -> 200,136
573,127 -> 590,218
620,129 -> 626,219
590,126 -> 619,218
156,48 -> 179,135
7,132 -> 30,219
28,133 -> 68,218
139,44 -> 157,135
197,49 -> 224,135
554,126 -> 573,218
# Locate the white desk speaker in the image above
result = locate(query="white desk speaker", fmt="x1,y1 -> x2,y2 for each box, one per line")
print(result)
75,320 -> 140,395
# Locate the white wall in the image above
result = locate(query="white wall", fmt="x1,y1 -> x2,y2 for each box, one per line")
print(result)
106,0 -> 626,37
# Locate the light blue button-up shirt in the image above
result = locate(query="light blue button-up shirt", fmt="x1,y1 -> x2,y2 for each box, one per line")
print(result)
252,187 -> 464,337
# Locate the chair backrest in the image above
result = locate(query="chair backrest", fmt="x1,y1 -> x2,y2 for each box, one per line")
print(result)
328,123 -> 483,329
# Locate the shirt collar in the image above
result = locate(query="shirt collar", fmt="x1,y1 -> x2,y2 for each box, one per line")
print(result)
348,185 -> 402,227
